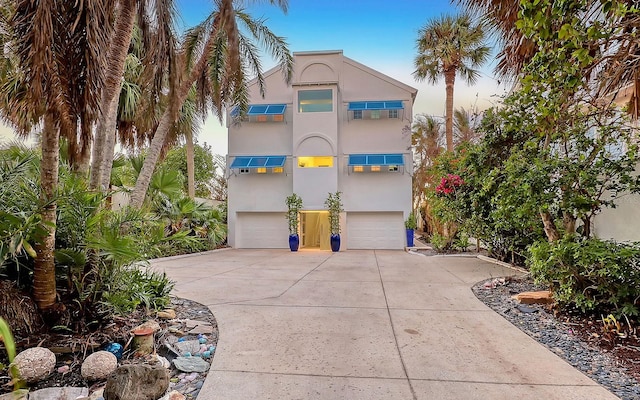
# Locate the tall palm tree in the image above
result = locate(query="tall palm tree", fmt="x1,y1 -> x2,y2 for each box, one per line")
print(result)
413,13 -> 490,152
8,0 -> 112,310
90,0 -> 178,192
129,0 -> 293,208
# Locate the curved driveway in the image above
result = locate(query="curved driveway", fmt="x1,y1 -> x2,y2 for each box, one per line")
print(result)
152,249 -> 618,400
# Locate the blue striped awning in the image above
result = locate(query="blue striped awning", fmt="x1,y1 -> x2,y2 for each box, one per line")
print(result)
348,101 -> 404,111
231,156 -> 286,168
348,154 -> 404,166
231,104 -> 287,117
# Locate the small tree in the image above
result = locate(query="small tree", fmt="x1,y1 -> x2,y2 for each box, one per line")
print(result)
285,193 -> 303,236
324,192 -> 343,235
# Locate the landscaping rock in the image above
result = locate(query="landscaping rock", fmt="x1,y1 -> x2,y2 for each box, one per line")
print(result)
173,340 -> 201,356
28,387 -> 88,400
172,356 -> 210,373
157,309 -> 177,319
512,290 -> 554,304
81,351 -> 118,381
104,364 -> 169,400
187,323 -> 213,335
132,319 -> 161,334
160,391 -> 186,400
10,347 -> 56,383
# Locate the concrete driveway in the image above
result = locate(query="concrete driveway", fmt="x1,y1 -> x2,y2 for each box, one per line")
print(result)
151,249 -> 618,400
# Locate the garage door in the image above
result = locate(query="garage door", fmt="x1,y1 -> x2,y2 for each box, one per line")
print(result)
346,212 -> 405,249
236,212 -> 288,248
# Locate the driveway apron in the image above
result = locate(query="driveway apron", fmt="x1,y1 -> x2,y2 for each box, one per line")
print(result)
152,249 -> 618,400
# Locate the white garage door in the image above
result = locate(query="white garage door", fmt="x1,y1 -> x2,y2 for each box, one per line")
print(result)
236,212 -> 288,248
346,212 -> 405,249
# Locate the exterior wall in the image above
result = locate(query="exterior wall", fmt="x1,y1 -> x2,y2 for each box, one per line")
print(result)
593,164 -> 640,242
227,50 -> 417,249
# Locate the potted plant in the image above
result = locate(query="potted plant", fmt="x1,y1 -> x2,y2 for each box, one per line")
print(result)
405,212 -> 417,247
324,191 -> 343,252
285,193 -> 303,251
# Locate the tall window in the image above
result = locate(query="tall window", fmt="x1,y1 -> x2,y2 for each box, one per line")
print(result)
298,89 -> 333,112
389,109 -> 399,119
353,110 -> 363,120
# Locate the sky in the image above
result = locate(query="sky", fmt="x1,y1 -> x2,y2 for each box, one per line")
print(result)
0,0 -> 508,156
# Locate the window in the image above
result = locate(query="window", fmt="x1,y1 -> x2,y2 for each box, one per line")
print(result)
256,167 -> 267,174
389,109 -> 399,119
298,156 -> 334,168
298,89 -> 332,112
273,167 -> 284,173
371,166 -> 381,172
239,168 -> 250,174
353,110 -> 362,120
353,165 -> 364,172
370,110 -> 380,119
388,165 -> 399,172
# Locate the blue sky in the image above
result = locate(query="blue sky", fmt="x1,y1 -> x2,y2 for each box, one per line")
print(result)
1,1 -> 507,155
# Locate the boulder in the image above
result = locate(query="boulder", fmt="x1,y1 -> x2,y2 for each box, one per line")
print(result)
159,391 -> 186,400
81,351 -> 118,381
10,347 -> 56,383
104,364 -> 169,400
512,290 -> 554,304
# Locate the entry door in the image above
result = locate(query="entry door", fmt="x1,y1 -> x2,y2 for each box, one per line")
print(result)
301,211 -> 331,250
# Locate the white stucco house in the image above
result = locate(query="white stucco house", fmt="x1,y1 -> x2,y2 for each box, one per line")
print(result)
226,50 -> 417,250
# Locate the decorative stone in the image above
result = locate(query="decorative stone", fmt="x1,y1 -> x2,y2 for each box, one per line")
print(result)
160,391 -> 186,400
155,354 -> 171,369
157,309 -> 177,319
512,290 -> 554,304
172,356 -> 210,373
81,351 -> 118,381
188,323 -> 213,335
104,364 -> 169,400
89,387 -> 105,400
173,340 -> 201,355
28,387 -> 88,400
11,347 -> 56,383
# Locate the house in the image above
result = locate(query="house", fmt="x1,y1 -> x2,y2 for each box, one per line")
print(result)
226,50 -> 417,250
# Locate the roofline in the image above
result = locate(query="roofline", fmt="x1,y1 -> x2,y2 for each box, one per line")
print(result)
343,56 -> 418,103
293,50 -> 343,57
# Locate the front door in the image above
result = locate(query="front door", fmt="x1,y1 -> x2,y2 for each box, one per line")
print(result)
300,211 -> 331,250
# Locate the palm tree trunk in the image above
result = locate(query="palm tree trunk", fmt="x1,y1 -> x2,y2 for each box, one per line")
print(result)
99,94 -> 121,192
186,129 -> 196,199
33,113 -> 59,310
444,69 -> 455,152
129,14 -> 228,208
89,0 -> 136,191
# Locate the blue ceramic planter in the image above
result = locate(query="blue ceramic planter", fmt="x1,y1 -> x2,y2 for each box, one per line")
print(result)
330,234 -> 340,252
406,229 -> 414,247
289,234 -> 299,252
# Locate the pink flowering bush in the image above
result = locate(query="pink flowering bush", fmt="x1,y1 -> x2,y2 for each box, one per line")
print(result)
435,174 -> 464,196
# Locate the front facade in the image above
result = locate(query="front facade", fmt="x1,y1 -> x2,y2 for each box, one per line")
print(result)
227,50 -> 417,250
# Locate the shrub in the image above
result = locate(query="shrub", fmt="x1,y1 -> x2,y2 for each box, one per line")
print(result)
529,238 -> 640,316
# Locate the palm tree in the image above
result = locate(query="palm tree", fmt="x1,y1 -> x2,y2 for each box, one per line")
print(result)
453,107 -> 480,146
90,0 -> 178,192
411,115 -> 443,211
8,0 -> 112,310
413,13 -> 490,152
129,0 -> 293,208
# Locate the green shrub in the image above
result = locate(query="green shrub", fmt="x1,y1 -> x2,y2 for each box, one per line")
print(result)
529,238 -> 640,316
430,232 -> 449,253
101,266 -> 174,315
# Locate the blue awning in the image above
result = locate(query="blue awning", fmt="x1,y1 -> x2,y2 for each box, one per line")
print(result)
348,101 -> 404,111
231,104 -> 287,117
231,156 -> 286,168
348,154 -> 404,166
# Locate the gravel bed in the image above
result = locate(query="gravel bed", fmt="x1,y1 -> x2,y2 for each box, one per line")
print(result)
472,277 -> 640,400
